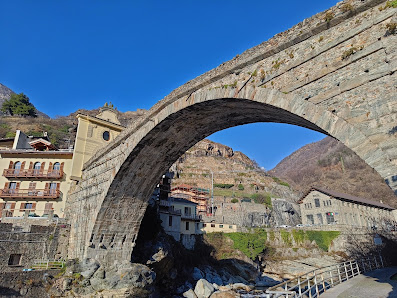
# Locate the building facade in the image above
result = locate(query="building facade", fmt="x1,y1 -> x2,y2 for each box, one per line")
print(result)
0,106 -> 124,219
299,187 -> 396,230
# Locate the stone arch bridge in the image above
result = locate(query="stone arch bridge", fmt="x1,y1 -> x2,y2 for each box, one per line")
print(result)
66,0 -> 397,265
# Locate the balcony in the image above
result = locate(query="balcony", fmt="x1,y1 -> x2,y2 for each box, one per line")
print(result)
0,189 -> 61,199
3,169 -> 63,179
181,214 -> 202,221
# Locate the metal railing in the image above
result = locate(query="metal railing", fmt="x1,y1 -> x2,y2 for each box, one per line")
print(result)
266,255 -> 384,297
30,259 -> 65,270
181,214 -> 202,220
3,169 -> 63,179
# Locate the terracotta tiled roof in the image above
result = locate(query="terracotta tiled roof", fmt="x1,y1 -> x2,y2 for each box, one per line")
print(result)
298,186 -> 395,210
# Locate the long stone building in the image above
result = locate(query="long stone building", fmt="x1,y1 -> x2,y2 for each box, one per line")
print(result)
299,187 -> 397,229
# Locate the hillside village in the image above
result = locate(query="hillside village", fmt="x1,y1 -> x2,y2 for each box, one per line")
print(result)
0,80 -> 397,297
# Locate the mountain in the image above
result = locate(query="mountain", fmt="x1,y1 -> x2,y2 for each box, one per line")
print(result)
0,83 -> 50,118
270,136 -> 397,208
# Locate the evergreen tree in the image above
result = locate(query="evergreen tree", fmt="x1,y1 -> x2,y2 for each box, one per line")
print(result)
1,93 -> 37,117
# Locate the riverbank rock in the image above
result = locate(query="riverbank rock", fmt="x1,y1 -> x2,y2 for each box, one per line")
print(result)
184,288 -> 199,298
210,290 -> 239,298
194,279 -> 215,298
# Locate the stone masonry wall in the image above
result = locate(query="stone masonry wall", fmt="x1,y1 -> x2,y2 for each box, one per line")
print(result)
0,223 -> 70,273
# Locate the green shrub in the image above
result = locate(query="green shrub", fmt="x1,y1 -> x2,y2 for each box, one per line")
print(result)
238,184 -> 244,191
251,193 -> 272,207
231,198 -> 239,203
225,229 -> 267,260
306,231 -> 340,251
269,231 -> 275,242
214,183 -> 234,189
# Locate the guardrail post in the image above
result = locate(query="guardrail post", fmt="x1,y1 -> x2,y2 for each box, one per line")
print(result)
298,276 -> 302,296
350,261 -> 354,277
374,256 -> 379,269
321,273 -> 326,293
337,265 -> 342,284
314,272 -> 319,297
345,262 -> 349,280
308,274 -> 312,298
330,268 -> 334,288
380,255 -> 384,268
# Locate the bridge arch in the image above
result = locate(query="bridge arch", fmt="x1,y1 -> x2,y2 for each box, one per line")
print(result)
66,0 -> 397,265
68,85 -> 394,265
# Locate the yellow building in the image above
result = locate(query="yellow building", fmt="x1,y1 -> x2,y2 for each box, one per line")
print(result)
0,106 -> 124,219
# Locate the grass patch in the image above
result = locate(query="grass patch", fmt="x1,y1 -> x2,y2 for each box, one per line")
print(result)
280,230 -> 292,246
306,231 -> 340,251
225,229 -> 267,260
272,177 -> 290,188
292,229 -> 306,244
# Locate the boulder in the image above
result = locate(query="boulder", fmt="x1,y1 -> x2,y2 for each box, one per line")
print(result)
193,267 -> 204,280
183,289 -> 198,298
231,283 -> 253,292
210,290 -> 239,298
194,279 -> 215,298
115,263 -> 156,289
79,258 -> 100,279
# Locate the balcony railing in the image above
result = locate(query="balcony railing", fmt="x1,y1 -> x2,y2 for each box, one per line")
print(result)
0,189 -> 61,199
181,214 -> 202,221
3,169 -> 63,179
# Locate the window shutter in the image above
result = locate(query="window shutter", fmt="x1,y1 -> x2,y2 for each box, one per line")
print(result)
20,203 -> 25,210
29,162 -> 33,169
11,203 -> 16,210
60,162 -> 64,173
16,183 -> 20,190
56,183 -> 60,190
29,182 -> 36,190
5,182 -> 9,189
48,162 -> 53,173
21,161 -> 26,169
32,203 -> 36,210
0,202 -> 4,213
40,162 -> 45,173
45,183 -> 49,190
8,161 -> 13,169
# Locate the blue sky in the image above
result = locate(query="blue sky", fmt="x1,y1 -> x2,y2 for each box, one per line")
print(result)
0,0 -> 339,169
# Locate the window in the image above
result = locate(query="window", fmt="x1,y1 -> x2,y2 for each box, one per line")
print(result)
326,212 -> 335,224
168,216 -> 172,227
314,199 -> 320,208
49,183 -> 57,194
211,224 -> 215,227
306,214 -> 314,225
14,161 -> 21,174
203,223 -> 206,227
25,203 -> 33,209
9,182 -> 17,194
317,214 -> 323,225
184,207 -> 191,216
33,162 -> 41,174
186,221 -> 190,231
103,131 -> 110,141
219,225 -> 223,228
53,162 -> 60,171
229,225 -> 233,229
8,254 -> 22,266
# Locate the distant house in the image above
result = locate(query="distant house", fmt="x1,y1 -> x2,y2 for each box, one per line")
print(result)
159,197 -> 202,241
171,184 -> 210,215
298,187 -> 396,229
